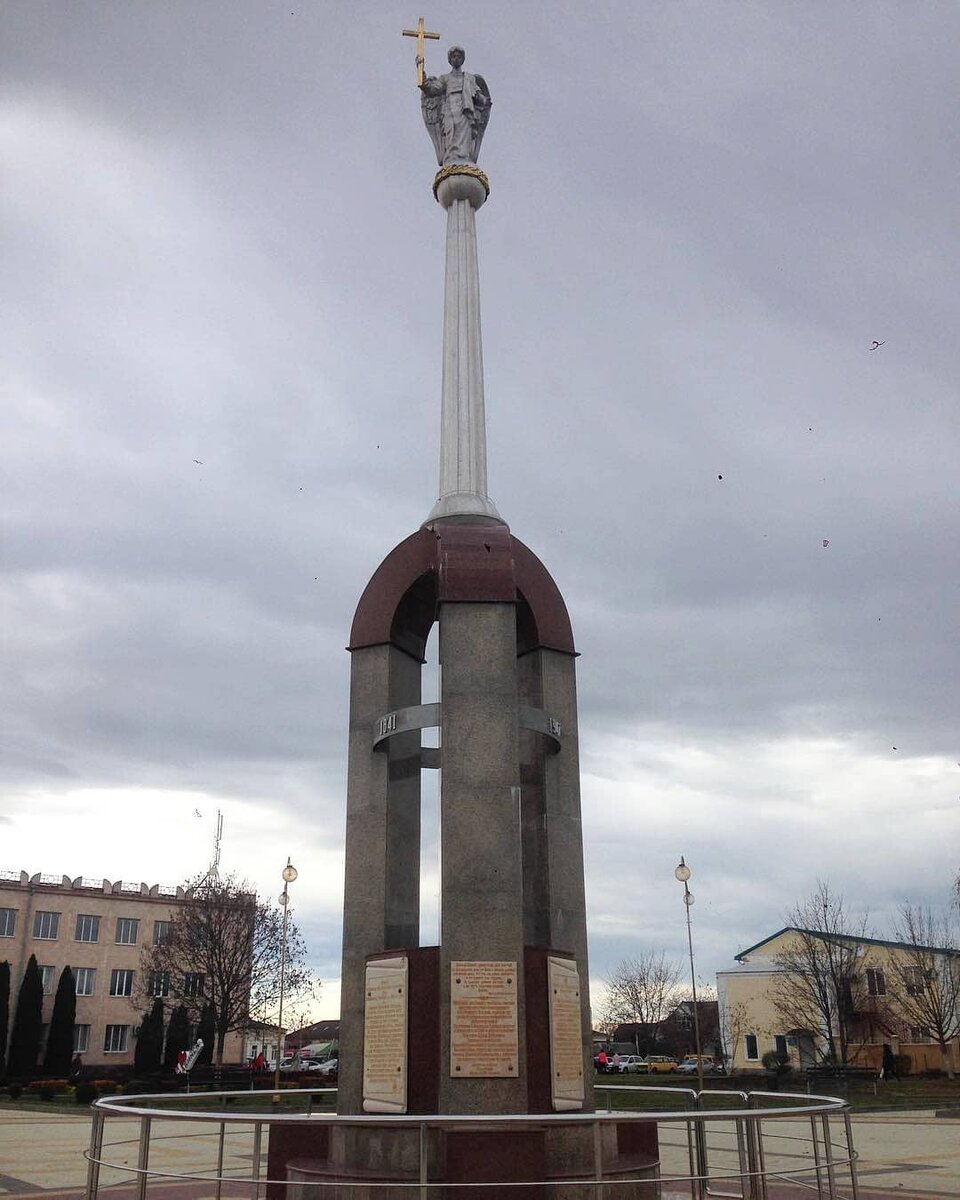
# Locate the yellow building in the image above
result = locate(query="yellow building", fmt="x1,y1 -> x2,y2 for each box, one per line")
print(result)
717,927 -> 960,1075
0,869 -> 244,1068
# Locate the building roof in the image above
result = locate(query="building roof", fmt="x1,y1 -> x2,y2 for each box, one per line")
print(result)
288,1019 -> 340,1043
735,925 -> 957,962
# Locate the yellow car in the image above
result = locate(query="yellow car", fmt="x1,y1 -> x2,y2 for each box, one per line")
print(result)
645,1055 -> 678,1073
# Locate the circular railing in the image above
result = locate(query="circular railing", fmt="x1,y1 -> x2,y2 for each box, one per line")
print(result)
84,1084 -> 860,1198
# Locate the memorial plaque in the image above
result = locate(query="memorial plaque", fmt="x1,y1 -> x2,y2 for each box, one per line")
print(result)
547,955 -> 584,1110
362,955 -> 408,1113
450,960 -> 519,1077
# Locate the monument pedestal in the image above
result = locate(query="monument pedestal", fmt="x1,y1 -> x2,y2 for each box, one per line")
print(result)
283,1122 -> 659,1200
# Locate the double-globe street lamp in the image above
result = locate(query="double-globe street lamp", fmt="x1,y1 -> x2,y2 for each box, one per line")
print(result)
273,857 -> 298,1092
674,856 -> 705,1094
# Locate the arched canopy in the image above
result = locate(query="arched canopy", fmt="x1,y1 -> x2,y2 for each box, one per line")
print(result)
348,521 -> 576,661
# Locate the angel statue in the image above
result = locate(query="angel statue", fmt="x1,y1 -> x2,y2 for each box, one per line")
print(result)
419,46 -> 491,166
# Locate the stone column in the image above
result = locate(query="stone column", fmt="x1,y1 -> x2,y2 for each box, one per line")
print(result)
337,643 -> 421,1114
437,600 -> 526,1112
426,173 -> 502,525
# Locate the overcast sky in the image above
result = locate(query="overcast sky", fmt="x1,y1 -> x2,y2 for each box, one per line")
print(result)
3,1 -> 958,1024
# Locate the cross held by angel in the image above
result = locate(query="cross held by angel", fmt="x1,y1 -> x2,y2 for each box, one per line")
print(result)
418,45 -> 492,166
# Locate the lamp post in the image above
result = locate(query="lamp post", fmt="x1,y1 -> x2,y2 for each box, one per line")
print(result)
273,857 -> 298,1093
674,856 -> 705,1094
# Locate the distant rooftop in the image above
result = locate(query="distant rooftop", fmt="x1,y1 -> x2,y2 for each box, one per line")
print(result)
0,870 -> 187,898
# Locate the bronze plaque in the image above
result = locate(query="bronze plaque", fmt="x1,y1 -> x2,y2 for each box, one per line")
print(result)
547,955 -> 584,1110
362,956 -> 408,1113
450,960 -> 519,1077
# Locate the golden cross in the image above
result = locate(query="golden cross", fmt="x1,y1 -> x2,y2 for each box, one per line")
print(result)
402,17 -> 440,86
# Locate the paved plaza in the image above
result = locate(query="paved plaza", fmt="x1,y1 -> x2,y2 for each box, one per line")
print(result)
0,1106 -> 957,1199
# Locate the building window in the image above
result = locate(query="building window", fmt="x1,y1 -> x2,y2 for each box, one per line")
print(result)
104,1024 -> 129,1053
866,968 -> 886,996
40,965 -> 56,994
745,1033 -> 759,1061
909,1026 -> 931,1043
73,1024 -> 90,1053
183,972 -> 205,998
905,967 -> 925,996
153,920 -> 172,946
33,910 -> 60,940
774,1035 -> 788,1059
75,967 -> 96,996
75,914 -> 101,943
152,970 -> 171,998
0,908 -> 16,937
110,968 -> 134,997
115,918 -> 139,945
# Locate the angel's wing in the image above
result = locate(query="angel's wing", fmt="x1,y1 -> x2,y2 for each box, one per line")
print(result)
421,89 -> 444,164
471,74 -> 492,161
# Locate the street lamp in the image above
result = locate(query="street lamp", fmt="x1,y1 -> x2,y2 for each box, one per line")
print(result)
273,857 -> 298,1092
674,856 -> 705,1094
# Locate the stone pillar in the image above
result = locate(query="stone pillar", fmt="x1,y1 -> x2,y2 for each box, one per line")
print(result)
426,173 -> 502,525
437,600 -> 526,1112
337,643 -> 421,1114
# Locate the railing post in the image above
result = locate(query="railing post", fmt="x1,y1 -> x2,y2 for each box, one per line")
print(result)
753,1112 -> 768,1200
842,1110 -> 860,1200
692,1093 -> 707,1200
419,1121 -> 428,1200
85,1106 -> 105,1200
820,1114 -> 837,1199
215,1120 -> 226,1200
252,1121 -> 263,1200
593,1118 -> 605,1200
135,1116 -> 151,1200
743,1110 -> 762,1200
810,1113 -> 825,1200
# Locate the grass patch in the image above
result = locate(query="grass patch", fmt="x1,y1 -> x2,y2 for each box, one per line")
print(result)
592,1073 -> 960,1112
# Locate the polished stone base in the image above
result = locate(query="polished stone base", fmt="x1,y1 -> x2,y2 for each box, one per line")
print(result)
282,1121 -> 659,1200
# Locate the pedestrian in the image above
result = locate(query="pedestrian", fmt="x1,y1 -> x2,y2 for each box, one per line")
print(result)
612,1052 -> 621,1070
71,1052 -> 83,1079
252,1050 -> 266,1071
881,1044 -> 899,1081
597,1048 -> 608,1073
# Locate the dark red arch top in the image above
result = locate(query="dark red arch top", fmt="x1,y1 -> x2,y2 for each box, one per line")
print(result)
348,521 -> 576,661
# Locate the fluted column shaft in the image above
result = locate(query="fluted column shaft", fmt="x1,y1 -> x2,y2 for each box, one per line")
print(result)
426,174 -> 502,525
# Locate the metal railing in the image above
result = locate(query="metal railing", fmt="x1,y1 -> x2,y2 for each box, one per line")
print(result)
85,1085 -> 860,1199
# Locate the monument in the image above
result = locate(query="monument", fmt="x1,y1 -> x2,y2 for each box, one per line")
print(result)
279,25 -> 660,1197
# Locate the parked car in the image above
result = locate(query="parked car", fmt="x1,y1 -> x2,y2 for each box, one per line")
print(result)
313,1057 -> 338,1078
645,1055 -> 679,1073
280,1057 -> 322,1072
611,1055 -> 648,1074
677,1055 -> 723,1075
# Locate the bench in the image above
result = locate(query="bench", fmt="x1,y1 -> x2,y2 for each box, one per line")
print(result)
805,1066 -> 879,1096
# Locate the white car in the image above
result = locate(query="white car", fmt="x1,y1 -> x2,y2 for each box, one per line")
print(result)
611,1055 -> 648,1074
677,1056 -> 721,1075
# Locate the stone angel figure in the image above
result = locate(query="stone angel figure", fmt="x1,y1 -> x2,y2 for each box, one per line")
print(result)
419,46 -> 491,166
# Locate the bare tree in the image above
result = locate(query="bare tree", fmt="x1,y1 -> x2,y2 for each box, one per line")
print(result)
771,882 -> 875,1065
718,997 -> 751,1068
141,872 -> 317,1068
887,904 -> 960,1078
599,951 -> 683,1049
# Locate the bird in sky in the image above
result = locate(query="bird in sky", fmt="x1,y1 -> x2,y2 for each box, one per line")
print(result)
870,340 -> 885,350
193,459 -> 204,464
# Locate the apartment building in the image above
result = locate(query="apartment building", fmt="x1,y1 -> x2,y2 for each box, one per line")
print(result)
0,869 -> 244,1068
717,926 -> 960,1075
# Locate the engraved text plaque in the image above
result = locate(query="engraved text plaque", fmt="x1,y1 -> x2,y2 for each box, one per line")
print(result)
547,955 -> 584,1110
362,955 -> 408,1113
450,960 -> 519,1077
